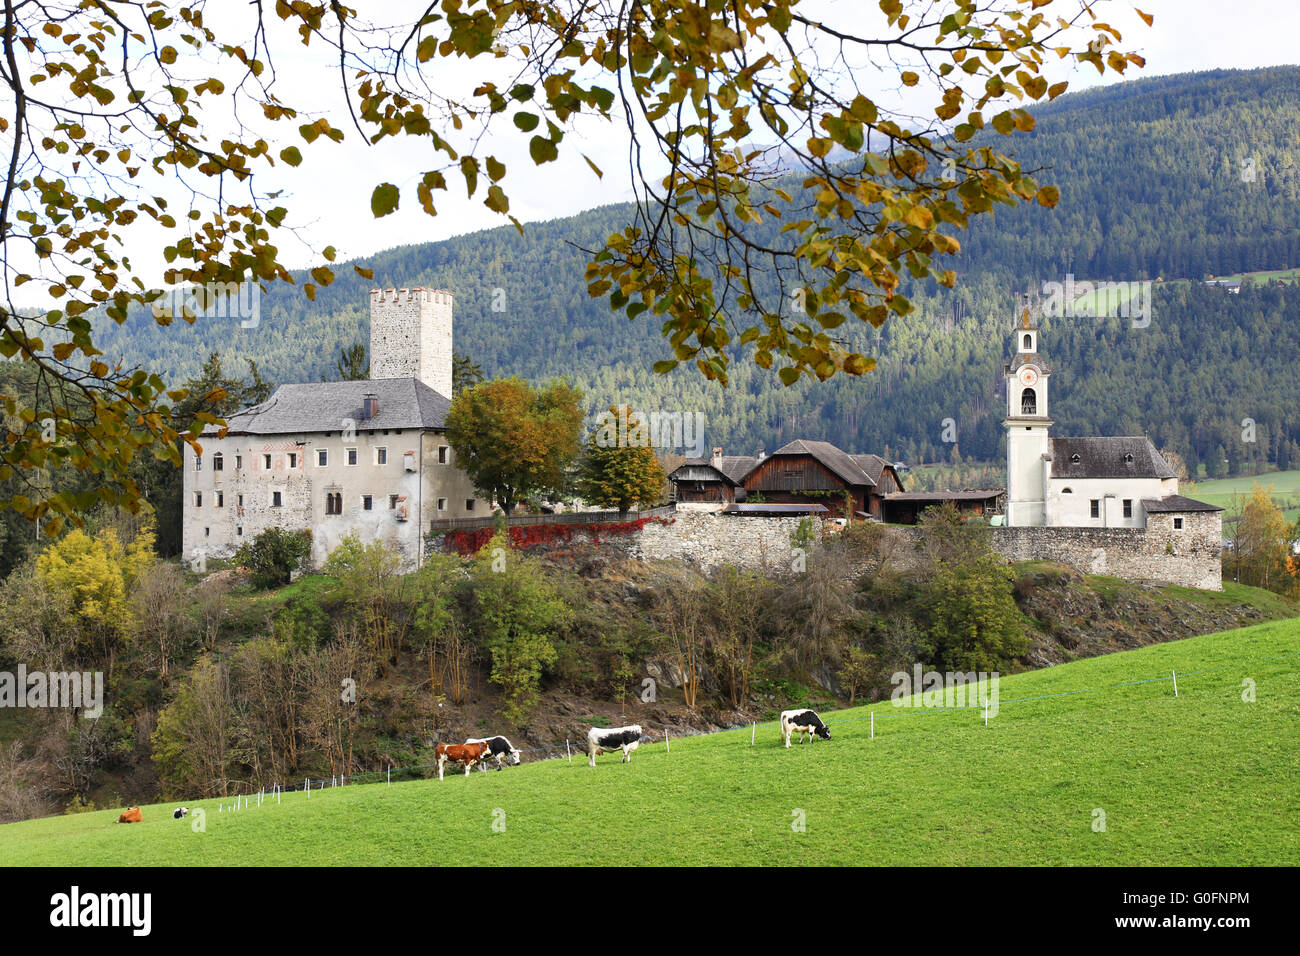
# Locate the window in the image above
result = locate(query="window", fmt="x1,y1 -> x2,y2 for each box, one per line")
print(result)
347,448 -> 358,466
363,495 -> 373,511
1174,517 -> 1184,529
1090,499 -> 1100,519
466,499 -> 475,511
1123,499 -> 1133,518
438,445 -> 449,464
216,491 -> 224,508
237,494 -> 244,508
376,447 -> 387,465
1020,387 -> 1037,415
1124,453 -> 1134,463
389,495 -> 399,510
235,454 -> 242,470
288,452 -> 298,469
1061,487 -> 1073,494
263,453 -> 272,469
1070,454 -> 1081,464
195,455 -> 202,471
318,449 -> 328,467
272,491 -> 282,508
437,497 -> 447,511
1023,333 -> 1032,350
195,491 -> 202,507
325,492 -> 342,515
213,453 -> 223,472
204,527 -> 210,537
237,525 -> 243,536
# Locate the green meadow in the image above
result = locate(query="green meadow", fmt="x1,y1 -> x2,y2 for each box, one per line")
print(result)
2,618 -> 1297,866
1190,470 -> 1300,524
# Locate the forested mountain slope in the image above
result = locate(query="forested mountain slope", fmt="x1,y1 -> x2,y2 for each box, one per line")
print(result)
88,67 -> 1300,474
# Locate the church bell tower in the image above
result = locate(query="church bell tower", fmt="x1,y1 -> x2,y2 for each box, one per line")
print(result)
1004,301 -> 1052,526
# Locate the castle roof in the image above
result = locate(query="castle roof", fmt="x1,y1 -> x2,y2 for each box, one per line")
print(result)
207,377 -> 450,436
1049,436 -> 1178,480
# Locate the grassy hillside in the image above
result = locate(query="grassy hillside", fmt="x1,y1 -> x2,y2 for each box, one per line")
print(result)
4,617 -> 1296,866
1190,470 -> 1300,524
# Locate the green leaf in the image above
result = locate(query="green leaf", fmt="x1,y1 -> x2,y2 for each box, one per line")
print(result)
370,183 -> 400,218
529,136 -> 558,164
513,112 -> 540,132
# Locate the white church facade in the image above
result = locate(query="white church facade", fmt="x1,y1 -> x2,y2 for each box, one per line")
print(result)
1003,309 -> 1222,533
182,288 -> 487,571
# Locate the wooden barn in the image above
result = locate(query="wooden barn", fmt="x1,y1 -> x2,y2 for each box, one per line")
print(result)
881,489 -> 1006,525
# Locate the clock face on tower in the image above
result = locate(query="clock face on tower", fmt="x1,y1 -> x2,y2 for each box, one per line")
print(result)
1017,366 -> 1039,387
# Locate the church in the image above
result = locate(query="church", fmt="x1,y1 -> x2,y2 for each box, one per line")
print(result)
1002,308 -> 1222,531
181,288 -> 487,571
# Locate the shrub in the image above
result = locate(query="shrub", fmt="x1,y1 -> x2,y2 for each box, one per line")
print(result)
233,527 -> 312,589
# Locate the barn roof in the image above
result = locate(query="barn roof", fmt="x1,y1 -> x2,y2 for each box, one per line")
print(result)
1141,495 -> 1223,514
768,439 -> 876,487
669,456 -> 757,485
1049,437 -> 1177,480
850,453 -> 894,485
208,377 -> 450,436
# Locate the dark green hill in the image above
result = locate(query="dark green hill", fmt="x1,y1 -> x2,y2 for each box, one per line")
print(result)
89,66 -> 1300,475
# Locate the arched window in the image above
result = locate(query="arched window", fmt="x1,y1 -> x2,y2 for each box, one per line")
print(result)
1061,487 -> 1073,494
1023,333 -> 1032,350
1021,387 -> 1037,415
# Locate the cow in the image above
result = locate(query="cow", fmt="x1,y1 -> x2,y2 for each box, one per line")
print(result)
587,725 -> 643,767
465,736 -> 522,772
780,709 -> 831,748
172,807 -> 189,819
117,806 -> 143,824
435,740 -> 492,779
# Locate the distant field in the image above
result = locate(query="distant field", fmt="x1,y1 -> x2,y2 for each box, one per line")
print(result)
3,618 -> 1297,866
1205,267 -> 1300,284
1189,470 -> 1300,524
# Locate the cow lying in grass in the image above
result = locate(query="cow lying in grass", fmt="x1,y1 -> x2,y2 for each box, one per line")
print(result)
117,806 -> 143,823
780,709 -> 831,748
436,740 -> 492,779
587,725 -> 643,767
465,736 -> 522,771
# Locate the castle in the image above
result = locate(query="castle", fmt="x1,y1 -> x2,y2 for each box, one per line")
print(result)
182,288 -> 486,570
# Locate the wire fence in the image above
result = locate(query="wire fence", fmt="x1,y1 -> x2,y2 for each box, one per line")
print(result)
209,645 -> 1300,812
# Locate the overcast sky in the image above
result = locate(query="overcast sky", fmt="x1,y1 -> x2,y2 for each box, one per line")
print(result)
274,0 -> 1300,269
9,0 -> 1300,306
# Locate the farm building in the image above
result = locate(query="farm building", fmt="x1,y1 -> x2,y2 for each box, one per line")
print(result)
669,440 -> 905,519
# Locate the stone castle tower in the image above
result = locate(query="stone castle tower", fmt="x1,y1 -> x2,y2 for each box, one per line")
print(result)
369,287 -> 454,398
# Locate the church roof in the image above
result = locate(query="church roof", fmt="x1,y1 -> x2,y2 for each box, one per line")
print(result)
208,377 -> 451,436
1141,495 -> 1224,514
1049,437 -> 1178,480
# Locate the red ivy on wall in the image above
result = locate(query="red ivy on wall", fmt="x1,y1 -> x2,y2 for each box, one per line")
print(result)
443,516 -> 674,557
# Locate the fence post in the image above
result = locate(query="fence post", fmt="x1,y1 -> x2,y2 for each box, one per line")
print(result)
305,777 -> 309,798
566,739 -> 572,763
751,722 -> 756,746
1172,668 -> 1179,697
664,729 -> 670,754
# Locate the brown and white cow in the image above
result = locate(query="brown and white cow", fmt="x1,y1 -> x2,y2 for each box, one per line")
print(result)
118,806 -> 143,823
435,740 -> 492,779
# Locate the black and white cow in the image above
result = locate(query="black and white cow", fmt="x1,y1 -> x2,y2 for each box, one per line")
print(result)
780,709 -> 831,748
587,725 -> 643,767
465,736 -> 522,772
172,807 -> 189,819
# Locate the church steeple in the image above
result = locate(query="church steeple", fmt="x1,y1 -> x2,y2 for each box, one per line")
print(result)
1004,298 -> 1053,526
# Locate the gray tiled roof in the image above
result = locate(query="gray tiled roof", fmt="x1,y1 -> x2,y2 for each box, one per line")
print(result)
670,456 -> 757,484
1141,495 -> 1223,513
207,377 -> 450,436
1050,437 -> 1177,480
851,453 -> 892,484
769,439 -> 876,487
